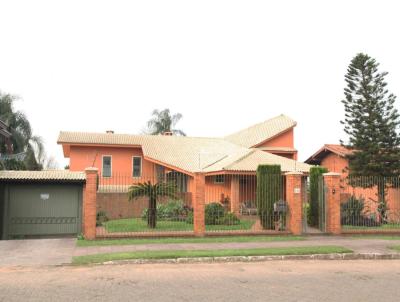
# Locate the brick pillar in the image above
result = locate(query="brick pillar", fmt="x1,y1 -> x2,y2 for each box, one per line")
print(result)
324,172 -> 341,234
230,175 -> 240,215
83,167 -> 98,240
285,172 -> 303,235
193,173 -> 205,236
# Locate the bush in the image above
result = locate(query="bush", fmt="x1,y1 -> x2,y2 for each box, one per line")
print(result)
256,165 -> 282,229
96,211 -> 109,226
304,202 -> 312,226
142,199 -> 189,221
205,202 -> 225,225
215,212 -> 240,225
341,196 -> 380,227
185,203 -> 241,226
309,166 -> 328,227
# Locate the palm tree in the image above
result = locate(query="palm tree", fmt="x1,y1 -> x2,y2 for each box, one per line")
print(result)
146,109 -> 186,136
128,181 -> 177,228
0,92 -> 45,170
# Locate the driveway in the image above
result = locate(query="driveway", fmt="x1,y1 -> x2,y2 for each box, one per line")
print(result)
0,238 -> 76,267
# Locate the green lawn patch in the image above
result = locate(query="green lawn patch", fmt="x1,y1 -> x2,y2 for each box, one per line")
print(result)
342,224 -> 400,230
72,246 -> 352,265
77,235 -> 304,247
350,235 -> 400,240
104,218 -> 255,233
389,245 -> 400,252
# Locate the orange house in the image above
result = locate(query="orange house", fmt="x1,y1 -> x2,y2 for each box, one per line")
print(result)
58,115 -> 310,218
305,144 -> 400,222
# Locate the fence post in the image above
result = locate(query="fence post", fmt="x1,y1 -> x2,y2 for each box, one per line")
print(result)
230,175 -> 240,215
83,167 -> 98,240
285,172 -> 303,235
323,172 -> 341,234
193,173 -> 206,236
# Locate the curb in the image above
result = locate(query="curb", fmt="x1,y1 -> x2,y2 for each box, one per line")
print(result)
93,253 -> 400,266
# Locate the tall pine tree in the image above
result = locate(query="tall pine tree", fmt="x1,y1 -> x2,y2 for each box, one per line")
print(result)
341,53 -> 400,223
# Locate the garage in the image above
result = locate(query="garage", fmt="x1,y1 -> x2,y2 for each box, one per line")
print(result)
0,170 -> 85,239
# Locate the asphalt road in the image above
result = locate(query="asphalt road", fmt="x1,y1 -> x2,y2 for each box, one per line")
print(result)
1,260 -> 400,302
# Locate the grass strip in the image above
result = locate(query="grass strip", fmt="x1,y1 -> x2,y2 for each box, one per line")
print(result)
77,235 -> 304,247
72,246 -> 352,265
351,235 -> 400,240
389,245 -> 400,252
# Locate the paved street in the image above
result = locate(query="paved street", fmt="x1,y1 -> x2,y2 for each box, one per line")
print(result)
1,260 -> 400,301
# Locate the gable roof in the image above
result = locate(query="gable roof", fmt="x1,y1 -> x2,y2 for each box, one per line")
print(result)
305,144 -> 352,165
224,114 -> 296,148
58,115 -> 311,174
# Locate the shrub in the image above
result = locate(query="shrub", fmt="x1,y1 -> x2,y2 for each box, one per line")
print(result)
205,202 -> 225,225
341,196 -> 380,227
304,202 -> 312,226
215,212 -> 240,225
256,165 -> 282,229
185,210 -> 194,224
142,199 -> 188,221
309,166 -> 328,227
96,211 -> 109,226
185,204 -> 241,226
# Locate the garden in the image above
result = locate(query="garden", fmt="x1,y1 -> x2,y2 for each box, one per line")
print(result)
100,200 -> 256,233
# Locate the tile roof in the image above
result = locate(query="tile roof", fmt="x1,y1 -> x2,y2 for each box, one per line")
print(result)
224,114 -> 296,148
58,115 -> 311,174
0,170 -> 86,181
305,144 -> 353,165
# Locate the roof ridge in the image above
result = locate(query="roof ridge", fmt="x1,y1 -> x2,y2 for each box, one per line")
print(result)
223,149 -> 257,170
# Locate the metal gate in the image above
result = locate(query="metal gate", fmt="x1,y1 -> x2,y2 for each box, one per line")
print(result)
317,175 -> 327,232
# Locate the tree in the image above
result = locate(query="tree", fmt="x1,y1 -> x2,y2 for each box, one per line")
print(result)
341,53 -> 400,223
0,92 -> 45,170
128,181 -> 177,228
146,109 -> 186,136
256,164 -> 282,229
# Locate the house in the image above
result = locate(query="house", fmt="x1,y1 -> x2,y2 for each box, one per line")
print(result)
58,114 -> 311,219
305,144 -> 400,223
304,144 -> 352,175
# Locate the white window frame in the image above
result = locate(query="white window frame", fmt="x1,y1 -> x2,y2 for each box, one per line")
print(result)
102,155 -> 112,178
132,156 -> 142,178
214,175 -> 225,184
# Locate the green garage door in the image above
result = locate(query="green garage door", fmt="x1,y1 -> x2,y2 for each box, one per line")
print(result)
5,184 -> 82,238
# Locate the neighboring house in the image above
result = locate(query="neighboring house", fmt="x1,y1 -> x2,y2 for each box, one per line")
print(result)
304,144 -> 352,175
305,144 -> 400,221
58,114 -> 310,217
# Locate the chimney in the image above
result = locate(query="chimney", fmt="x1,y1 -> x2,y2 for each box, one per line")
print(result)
106,130 -> 114,134
162,131 -> 173,136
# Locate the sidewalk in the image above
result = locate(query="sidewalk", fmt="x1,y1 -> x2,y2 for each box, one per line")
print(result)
73,236 -> 400,257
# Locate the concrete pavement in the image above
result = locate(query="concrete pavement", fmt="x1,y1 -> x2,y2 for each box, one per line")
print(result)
1,236 -> 400,267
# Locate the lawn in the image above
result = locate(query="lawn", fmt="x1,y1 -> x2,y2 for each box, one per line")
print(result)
342,223 -> 400,231
72,246 -> 352,265
389,245 -> 400,252
77,235 -> 305,247
350,235 -> 400,240
104,218 -> 256,233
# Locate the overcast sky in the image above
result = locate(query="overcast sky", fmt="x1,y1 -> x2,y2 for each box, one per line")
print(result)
1,0 -> 399,167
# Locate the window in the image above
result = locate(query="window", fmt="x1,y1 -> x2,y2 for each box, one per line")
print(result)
102,156 -> 112,177
156,165 -> 165,182
132,156 -> 142,177
214,175 -> 225,184
166,171 -> 188,193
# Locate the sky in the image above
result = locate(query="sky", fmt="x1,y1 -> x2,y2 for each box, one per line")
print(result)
1,0 -> 399,168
